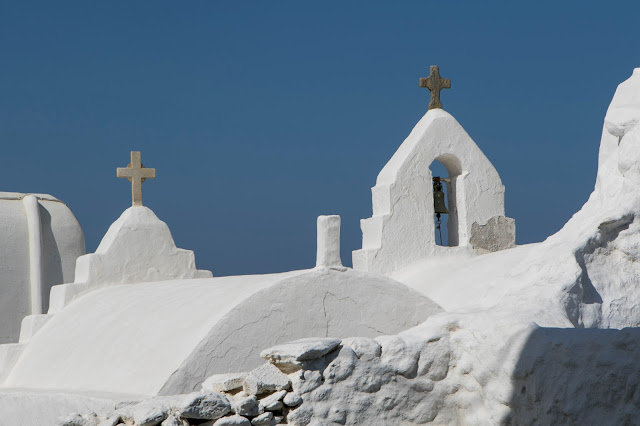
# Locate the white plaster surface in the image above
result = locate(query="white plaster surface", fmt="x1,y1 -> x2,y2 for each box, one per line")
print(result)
0,193 -> 85,343
315,215 -> 343,269
18,314 -> 52,343
353,108 -> 511,275
3,268 -> 441,397
0,343 -> 24,382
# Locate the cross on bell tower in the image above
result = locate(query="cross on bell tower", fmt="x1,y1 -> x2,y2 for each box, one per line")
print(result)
419,65 -> 451,110
117,151 -> 156,207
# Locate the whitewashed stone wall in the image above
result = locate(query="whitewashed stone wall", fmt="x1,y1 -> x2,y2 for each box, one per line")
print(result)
61,323 -> 640,426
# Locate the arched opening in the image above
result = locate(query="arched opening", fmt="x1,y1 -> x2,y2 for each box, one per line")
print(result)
429,154 -> 462,247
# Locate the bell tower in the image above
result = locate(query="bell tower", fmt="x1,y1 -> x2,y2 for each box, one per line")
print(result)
352,66 -> 516,276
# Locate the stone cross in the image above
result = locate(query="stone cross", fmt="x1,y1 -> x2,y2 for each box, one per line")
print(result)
117,151 -> 156,207
419,65 -> 451,110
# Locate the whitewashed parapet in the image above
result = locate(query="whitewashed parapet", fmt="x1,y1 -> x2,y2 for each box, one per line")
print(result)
48,206 -> 212,313
18,314 -> 52,343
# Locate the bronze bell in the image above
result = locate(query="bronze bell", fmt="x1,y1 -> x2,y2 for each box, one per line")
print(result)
433,177 -> 449,215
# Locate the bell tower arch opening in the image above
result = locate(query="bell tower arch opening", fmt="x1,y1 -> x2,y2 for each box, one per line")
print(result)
429,154 -> 463,247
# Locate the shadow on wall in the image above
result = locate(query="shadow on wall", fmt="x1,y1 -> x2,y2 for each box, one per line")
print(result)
506,327 -> 640,425
39,205 -> 63,313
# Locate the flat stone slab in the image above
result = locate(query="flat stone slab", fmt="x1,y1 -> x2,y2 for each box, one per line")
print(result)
260,338 -> 341,372
243,363 -> 291,395
202,372 -> 247,393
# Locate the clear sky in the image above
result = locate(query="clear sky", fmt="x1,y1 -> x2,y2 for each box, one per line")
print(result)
1,1 -> 638,276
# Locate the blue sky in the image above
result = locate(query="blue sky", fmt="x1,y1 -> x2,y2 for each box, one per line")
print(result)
1,2 -> 638,276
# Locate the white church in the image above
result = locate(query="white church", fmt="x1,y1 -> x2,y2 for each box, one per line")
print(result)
1,66 -> 640,426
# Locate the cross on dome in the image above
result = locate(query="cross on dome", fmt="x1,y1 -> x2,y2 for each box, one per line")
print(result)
117,151 -> 156,207
419,65 -> 451,110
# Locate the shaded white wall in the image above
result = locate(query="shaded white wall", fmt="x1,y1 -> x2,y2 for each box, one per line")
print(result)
0,193 -> 85,343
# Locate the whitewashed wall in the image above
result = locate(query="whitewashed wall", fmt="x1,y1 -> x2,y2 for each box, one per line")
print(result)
0,193 -> 85,343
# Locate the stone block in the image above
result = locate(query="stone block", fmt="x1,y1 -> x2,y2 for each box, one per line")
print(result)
115,396 -> 181,426
260,338 -> 341,373
59,413 -> 98,426
233,394 -> 259,417
259,390 -> 286,411
178,392 -> 231,420
283,392 -> 302,407
250,411 -> 273,425
243,363 -> 291,395
129,403 -> 168,426
470,216 -> 516,254
202,372 -> 247,393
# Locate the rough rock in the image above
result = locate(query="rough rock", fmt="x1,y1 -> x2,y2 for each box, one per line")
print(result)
243,363 -> 291,395
211,415 -> 251,426
323,346 -> 357,384
178,392 -> 231,420
290,369 -> 323,395
232,394 -> 259,417
376,335 -> 420,377
327,406 -> 347,424
258,390 -> 286,412
250,412 -> 273,425
98,416 -> 122,426
116,397 -> 178,426
59,413 -> 99,426
260,338 -> 341,373
263,400 -> 282,412
469,216 -> 516,254
160,415 -> 188,426
202,372 -> 247,393
283,392 -> 302,407
341,337 -> 381,361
